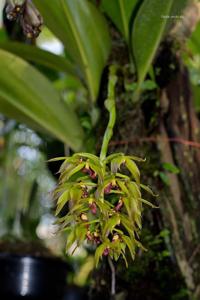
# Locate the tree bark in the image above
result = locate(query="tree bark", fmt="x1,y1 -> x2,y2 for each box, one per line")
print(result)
158,60 -> 200,299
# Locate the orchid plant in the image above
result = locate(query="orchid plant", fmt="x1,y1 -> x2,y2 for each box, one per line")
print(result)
51,66 -> 156,277
49,66 -> 157,296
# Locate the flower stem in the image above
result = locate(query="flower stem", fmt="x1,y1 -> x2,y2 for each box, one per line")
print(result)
108,256 -> 116,297
100,66 -> 117,162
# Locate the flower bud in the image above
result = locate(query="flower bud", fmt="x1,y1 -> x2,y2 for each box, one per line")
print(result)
89,202 -> 97,215
80,213 -> 88,222
104,183 -> 112,194
115,198 -> 123,212
21,1 -> 43,38
6,0 -> 24,21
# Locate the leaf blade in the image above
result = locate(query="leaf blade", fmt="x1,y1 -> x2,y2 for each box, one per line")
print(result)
0,49 -> 84,150
33,0 -> 111,101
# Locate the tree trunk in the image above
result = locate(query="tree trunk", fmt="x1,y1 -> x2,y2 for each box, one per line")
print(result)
158,59 -> 200,299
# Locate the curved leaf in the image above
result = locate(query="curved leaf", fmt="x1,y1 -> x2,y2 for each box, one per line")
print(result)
132,0 -> 173,87
0,49 -> 84,150
101,0 -> 139,41
0,41 -> 77,75
33,0 -> 111,102
125,158 -> 140,184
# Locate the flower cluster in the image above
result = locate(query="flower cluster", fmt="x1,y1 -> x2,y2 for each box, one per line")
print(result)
52,152 -> 156,267
6,0 -> 43,38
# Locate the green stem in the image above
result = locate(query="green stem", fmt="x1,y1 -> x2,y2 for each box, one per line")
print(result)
100,66 -> 117,162
108,256 -> 116,297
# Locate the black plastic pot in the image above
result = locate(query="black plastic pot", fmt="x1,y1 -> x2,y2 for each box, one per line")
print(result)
0,253 -> 68,300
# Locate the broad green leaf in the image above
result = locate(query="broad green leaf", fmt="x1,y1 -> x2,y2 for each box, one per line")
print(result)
0,49 -> 84,150
0,42 -> 77,76
132,0 -> 173,89
101,0 -> 139,41
0,100 -> 49,134
34,0 -> 111,102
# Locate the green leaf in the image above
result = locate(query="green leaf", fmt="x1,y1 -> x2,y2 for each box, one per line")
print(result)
126,155 -> 146,162
111,156 -> 126,173
187,23 -> 200,55
116,180 -> 129,195
140,198 -> 158,208
34,0 -> 111,102
121,235 -> 135,260
159,172 -> 170,186
127,181 -> 141,199
75,225 -> 87,246
125,158 -> 140,183
0,49 -> 84,150
57,190 -> 70,205
101,0 -> 139,41
0,42 -> 77,76
64,163 -> 85,181
95,242 -> 109,267
48,157 -> 68,162
163,162 -> 180,174
141,79 -> 157,91
140,184 -> 157,196
56,193 -> 69,216
132,0 -> 174,89
105,153 -> 124,164
59,215 -> 74,229
120,215 -> 136,238
69,186 -> 82,203
73,152 -> 101,166
102,214 -> 121,237
66,230 -> 76,251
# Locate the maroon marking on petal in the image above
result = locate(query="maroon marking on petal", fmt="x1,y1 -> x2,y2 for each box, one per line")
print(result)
103,247 -> 110,256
